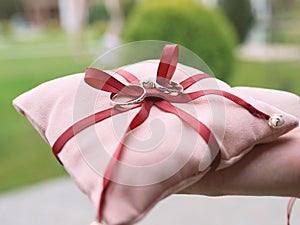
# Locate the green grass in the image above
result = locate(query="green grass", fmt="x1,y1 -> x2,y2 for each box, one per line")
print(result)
229,60 -> 300,96
0,41 -> 299,193
0,44 -> 94,193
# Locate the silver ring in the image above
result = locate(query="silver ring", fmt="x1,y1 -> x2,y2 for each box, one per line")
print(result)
110,84 -> 146,107
140,77 -> 157,89
156,80 -> 183,96
140,77 -> 183,96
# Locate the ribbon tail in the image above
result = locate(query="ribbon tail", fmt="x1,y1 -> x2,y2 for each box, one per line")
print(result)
168,89 -> 270,120
52,106 -> 139,162
97,101 -> 153,222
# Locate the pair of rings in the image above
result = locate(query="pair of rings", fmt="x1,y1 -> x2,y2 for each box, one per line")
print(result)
110,77 -> 183,107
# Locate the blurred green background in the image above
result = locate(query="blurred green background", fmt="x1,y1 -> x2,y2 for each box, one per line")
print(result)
0,0 -> 299,193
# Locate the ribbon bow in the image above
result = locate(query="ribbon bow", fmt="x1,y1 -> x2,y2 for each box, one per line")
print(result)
52,44 -> 271,222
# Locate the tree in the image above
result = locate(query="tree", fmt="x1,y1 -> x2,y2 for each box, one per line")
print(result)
220,0 -> 254,43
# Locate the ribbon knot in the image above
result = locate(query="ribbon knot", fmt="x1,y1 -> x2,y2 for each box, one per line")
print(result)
85,45 -> 187,107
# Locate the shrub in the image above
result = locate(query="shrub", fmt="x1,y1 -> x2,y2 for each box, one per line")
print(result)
220,0 -> 254,43
122,0 -> 237,80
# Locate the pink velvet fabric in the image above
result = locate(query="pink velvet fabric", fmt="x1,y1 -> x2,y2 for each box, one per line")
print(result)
183,87 -> 300,198
13,61 -> 299,225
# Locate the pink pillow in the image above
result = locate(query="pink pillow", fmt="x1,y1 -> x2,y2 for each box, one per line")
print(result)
13,45 -> 299,225
179,87 -> 300,225
181,87 -> 300,196
233,87 -> 300,118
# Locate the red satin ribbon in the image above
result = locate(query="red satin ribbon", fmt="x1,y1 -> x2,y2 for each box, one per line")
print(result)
157,44 -> 178,81
52,44 -> 272,222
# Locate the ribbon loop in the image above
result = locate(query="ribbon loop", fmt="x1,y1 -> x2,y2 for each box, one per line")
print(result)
157,44 -> 179,82
85,68 -> 144,98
